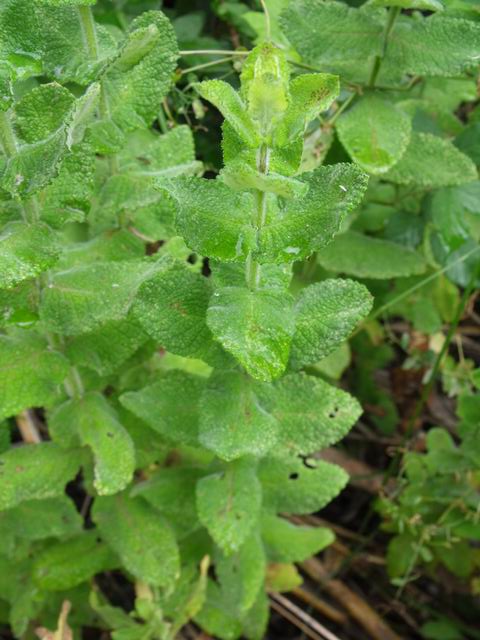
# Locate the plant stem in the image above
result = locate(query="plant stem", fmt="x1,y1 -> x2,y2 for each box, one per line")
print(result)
181,56 -> 237,75
260,0 -> 272,41
406,268 -> 478,435
246,144 -> 270,290
368,6 -> 400,88
77,5 -> 119,174
179,49 -> 249,56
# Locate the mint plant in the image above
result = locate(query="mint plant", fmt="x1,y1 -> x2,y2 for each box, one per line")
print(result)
0,0 -> 374,634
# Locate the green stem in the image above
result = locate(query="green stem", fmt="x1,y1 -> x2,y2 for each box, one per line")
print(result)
179,49 -> 249,56
368,6 -> 400,88
246,144 -> 270,290
181,56 -> 237,75
0,111 -> 39,222
77,5 -> 119,175
406,268 -> 478,435
0,110 -> 18,157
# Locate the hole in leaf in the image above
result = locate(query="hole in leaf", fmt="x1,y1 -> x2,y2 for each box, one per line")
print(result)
289,472 -> 299,480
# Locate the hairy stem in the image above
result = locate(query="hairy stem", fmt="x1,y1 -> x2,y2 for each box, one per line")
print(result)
368,6 -> 400,88
77,5 -> 119,175
246,143 -> 270,289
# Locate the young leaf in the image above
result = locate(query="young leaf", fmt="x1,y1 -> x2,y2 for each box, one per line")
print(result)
50,392 -> 135,496
317,231 -> 427,278
0,442 -> 79,510
196,80 -> 260,146
336,95 -> 412,174
162,177 -> 255,261
384,132 -> 478,188
132,264 -> 214,359
0,222 -> 60,290
207,286 -> 295,382
257,164 -> 369,263
221,160 -> 308,199
262,514 -> 334,562
257,373 -> 362,456
367,0 -> 444,9
259,455 -> 348,514
120,371 -> 206,446
101,11 -> 178,132
290,279 -> 373,369
93,494 -> 180,587
276,73 -> 340,147
196,459 -> 262,554
0,334 -> 69,420
32,531 -> 118,591
216,533 -> 266,615
199,370 -> 278,461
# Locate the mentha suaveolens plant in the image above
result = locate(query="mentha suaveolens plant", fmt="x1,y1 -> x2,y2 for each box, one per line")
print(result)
123,43 -> 374,637
0,4 -> 372,635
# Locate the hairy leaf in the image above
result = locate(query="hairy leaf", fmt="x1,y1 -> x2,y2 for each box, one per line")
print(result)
257,164 -> 369,263
120,371 -> 206,446
50,393 -> 135,495
290,279 -> 373,369
33,531 -> 118,591
199,370 -> 278,461
0,334 -> 69,420
317,231 -> 427,278
259,455 -> 348,514
257,373 -> 362,456
385,132 -> 478,188
196,459 -> 262,554
93,494 -> 180,587
0,222 -> 60,290
337,95 -> 411,174
262,514 -> 334,562
207,286 -> 295,381
0,442 -> 79,510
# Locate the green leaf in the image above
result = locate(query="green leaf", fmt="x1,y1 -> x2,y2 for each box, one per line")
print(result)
196,80 -> 259,146
93,494 -> 180,587
132,264 -> 213,358
257,373 -> 362,456
0,497 -> 82,553
33,530 -> 118,591
262,514 -> 334,562
280,1 -> 384,65
257,164 -> 369,263
50,393 -> 135,495
0,222 -> 60,290
290,279 -> 373,369
259,455 -> 348,514
385,15 -> 480,78
207,286 -> 295,381
276,73 -> 339,146
317,231 -> 427,279
162,177 -> 255,262
196,459 -> 262,554
199,370 -> 278,461
13,83 -> 74,143
35,0 -> 97,7
101,11 -> 178,132
221,159 -> 308,199
216,533 -> 265,615
337,95 -> 411,174
66,318 -> 147,376
384,133 -> 478,188
0,442 -> 79,510
367,0 -> 444,10
132,466 -> 204,524
120,371 -> 205,446
195,581 -> 242,640
0,333 -> 69,420
40,258 -> 169,335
